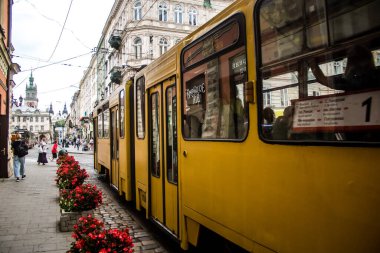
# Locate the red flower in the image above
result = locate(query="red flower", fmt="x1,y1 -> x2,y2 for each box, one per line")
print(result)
59,184 -> 102,212
68,216 -> 133,253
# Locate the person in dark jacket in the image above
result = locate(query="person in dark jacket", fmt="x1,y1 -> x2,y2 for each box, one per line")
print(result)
11,134 -> 28,182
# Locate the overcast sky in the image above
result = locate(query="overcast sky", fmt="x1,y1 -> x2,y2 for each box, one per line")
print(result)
12,0 -> 114,114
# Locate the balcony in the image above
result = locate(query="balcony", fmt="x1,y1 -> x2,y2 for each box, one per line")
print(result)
108,29 -> 123,50
108,35 -> 122,49
110,66 -> 122,84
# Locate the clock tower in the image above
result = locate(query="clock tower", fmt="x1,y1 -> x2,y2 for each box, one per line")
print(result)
24,72 -> 38,108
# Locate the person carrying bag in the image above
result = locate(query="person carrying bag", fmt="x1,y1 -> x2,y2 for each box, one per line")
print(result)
11,134 -> 29,182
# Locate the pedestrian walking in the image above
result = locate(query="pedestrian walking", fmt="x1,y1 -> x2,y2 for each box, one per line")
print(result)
11,133 -> 29,182
50,140 -> 58,162
76,138 -> 80,151
89,138 -> 94,151
37,136 -> 48,165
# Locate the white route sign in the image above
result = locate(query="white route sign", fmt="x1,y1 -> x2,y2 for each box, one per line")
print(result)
293,89 -> 380,132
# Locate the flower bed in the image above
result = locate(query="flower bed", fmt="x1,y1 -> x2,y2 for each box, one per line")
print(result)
56,164 -> 89,189
59,184 -> 102,232
59,184 -> 102,212
67,215 -> 133,253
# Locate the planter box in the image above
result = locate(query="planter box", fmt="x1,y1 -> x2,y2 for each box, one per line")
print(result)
59,209 -> 94,232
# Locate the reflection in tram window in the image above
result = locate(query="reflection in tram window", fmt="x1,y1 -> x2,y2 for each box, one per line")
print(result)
151,93 -> 160,177
119,90 -> 125,138
103,110 -> 110,138
136,77 -> 145,139
258,0 -> 380,143
166,86 -> 178,184
98,113 -> 103,138
182,19 -> 248,140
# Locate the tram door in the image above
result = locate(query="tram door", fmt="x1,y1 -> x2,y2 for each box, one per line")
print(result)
149,78 -> 178,236
111,107 -> 119,190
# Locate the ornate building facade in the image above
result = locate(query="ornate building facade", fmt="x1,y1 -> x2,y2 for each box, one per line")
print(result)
69,0 -> 233,140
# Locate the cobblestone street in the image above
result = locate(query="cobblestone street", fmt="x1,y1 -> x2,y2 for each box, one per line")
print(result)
0,146 -> 178,253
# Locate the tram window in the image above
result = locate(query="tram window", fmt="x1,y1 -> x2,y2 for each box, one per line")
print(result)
257,0 -> 380,144
119,90 -> 125,138
151,93 -> 160,177
98,113 -> 103,138
136,77 -> 145,139
182,18 -> 248,140
166,86 -> 178,184
103,110 -> 110,138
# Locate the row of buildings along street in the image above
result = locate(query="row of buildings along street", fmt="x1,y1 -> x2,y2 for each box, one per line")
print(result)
1,0 -> 234,178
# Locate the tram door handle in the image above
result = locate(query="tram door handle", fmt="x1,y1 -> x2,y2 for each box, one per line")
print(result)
183,150 -> 188,157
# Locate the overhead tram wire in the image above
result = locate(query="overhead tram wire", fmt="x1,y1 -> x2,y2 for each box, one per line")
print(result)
46,0 -> 74,62
24,0 -> 91,51
18,52 -> 92,73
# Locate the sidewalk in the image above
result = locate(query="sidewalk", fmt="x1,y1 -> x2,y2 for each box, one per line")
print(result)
0,153 -> 73,253
0,149 -> 173,253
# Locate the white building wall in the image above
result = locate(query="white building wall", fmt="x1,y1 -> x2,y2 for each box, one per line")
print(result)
70,0 -> 233,137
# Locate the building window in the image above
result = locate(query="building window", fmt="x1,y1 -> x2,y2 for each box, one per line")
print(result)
174,5 -> 183,24
41,116 -> 44,122
158,2 -> 168,22
23,117 -> 26,122
41,126 -> 44,131
134,1 -> 142,20
30,117 -> 33,122
35,116 -> 39,122
280,89 -> 289,106
159,37 -> 168,56
134,37 -> 142,59
264,91 -> 271,106
189,8 -> 197,26
149,48 -> 153,59
30,126 -> 33,131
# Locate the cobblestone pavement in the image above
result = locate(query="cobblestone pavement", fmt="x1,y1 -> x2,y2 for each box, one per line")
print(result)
0,146 -> 177,253
65,148 -> 174,252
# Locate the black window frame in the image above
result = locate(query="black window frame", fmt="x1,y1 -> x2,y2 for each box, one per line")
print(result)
180,13 -> 249,142
254,0 -> 380,147
136,76 -> 146,139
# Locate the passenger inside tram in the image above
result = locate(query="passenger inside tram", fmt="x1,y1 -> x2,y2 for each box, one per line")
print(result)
272,105 -> 294,140
262,107 -> 275,139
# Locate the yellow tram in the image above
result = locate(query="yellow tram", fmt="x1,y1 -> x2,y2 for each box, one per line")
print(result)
93,0 -> 380,252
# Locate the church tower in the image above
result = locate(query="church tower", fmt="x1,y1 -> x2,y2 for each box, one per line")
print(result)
49,103 -> 54,115
24,72 -> 38,108
62,103 -> 68,115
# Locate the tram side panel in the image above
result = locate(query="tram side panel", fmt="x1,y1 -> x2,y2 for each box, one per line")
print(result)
118,81 -> 135,201
177,1 -> 380,253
